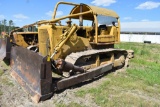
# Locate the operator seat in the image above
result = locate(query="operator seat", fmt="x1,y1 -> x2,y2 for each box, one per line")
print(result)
98,25 -> 107,35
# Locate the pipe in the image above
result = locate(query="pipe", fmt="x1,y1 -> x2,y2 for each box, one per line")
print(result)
79,3 -> 83,26
9,11 -> 92,36
52,1 -> 79,19
39,11 -> 92,25
55,59 -> 85,73
94,15 -> 98,43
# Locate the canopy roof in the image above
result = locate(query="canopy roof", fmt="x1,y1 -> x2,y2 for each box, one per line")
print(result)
70,4 -> 119,20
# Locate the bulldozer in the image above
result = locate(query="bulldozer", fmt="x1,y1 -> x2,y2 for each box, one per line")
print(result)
0,2 -> 133,103
0,24 -> 38,60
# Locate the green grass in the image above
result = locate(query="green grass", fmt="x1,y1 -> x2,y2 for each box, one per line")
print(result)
0,69 -> 4,76
1,77 -> 14,86
76,42 -> 160,107
0,61 -> 14,86
0,90 -> 3,96
115,42 -> 160,85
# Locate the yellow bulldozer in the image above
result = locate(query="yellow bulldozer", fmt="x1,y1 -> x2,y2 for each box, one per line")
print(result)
0,2 -> 133,103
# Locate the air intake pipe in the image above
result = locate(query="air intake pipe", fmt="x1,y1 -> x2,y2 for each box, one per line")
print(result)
79,3 -> 83,26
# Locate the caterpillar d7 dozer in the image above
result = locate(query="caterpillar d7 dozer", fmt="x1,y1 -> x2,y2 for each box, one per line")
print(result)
1,2 -> 134,103
0,25 -> 39,61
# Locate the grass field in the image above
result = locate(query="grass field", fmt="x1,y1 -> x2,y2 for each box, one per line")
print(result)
74,42 -> 160,107
0,42 -> 160,107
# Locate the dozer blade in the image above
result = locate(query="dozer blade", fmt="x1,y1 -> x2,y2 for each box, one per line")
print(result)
10,46 -> 53,103
0,37 -> 11,60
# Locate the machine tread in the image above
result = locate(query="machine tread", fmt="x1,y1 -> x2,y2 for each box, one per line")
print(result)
65,48 -> 127,65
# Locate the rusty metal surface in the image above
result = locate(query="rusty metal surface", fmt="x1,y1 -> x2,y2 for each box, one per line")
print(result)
10,46 -> 53,103
0,37 -> 11,60
56,62 -> 112,90
5,37 -> 12,59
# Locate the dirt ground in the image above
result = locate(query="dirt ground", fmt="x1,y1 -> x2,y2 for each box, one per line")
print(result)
0,60 -> 107,107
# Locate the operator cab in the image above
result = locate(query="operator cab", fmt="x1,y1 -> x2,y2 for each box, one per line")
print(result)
68,4 -> 120,44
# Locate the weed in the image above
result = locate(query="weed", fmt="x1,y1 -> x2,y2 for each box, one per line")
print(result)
0,90 -> 3,96
1,77 -> 14,86
0,70 -> 4,76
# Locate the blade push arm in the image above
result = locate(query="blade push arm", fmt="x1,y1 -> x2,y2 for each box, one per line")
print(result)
50,24 -> 78,58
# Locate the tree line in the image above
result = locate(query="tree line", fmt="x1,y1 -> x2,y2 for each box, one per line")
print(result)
0,19 -> 18,34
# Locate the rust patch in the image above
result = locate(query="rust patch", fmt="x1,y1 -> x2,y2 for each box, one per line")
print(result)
31,94 -> 41,103
10,46 -> 53,103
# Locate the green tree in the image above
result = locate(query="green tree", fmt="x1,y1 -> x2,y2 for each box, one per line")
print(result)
0,19 -> 18,34
0,21 -> 2,34
2,19 -> 7,32
9,20 -> 13,33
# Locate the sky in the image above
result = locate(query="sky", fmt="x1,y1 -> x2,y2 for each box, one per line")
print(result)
0,0 -> 160,32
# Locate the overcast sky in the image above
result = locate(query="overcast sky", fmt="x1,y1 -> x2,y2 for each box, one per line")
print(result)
0,0 -> 160,32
